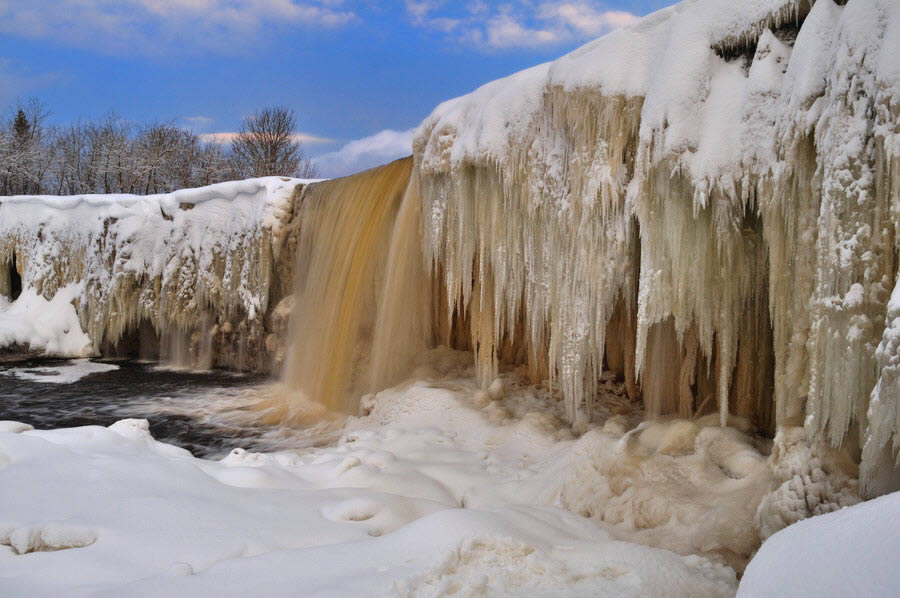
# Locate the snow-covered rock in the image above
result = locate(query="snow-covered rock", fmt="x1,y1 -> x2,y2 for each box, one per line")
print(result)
0,177 -> 309,369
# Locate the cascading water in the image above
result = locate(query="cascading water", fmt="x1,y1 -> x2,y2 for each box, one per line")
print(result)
281,158 -> 420,417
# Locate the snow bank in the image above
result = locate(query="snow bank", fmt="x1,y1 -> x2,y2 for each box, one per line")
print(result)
0,177 -> 309,368
413,0 -> 900,489
0,284 -> 91,356
739,491 -> 900,597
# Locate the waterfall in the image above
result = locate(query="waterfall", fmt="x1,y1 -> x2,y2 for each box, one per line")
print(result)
281,158 -> 420,416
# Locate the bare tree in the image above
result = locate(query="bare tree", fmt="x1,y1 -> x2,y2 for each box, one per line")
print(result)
1,99 -> 320,197
0,98 -> 54,195
230,107 -> 318,178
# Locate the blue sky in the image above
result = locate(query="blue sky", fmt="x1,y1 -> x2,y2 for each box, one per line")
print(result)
0,1 -> 671,176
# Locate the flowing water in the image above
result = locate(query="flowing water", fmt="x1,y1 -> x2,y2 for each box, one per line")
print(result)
282,158 -> 421,416
0,358 -> 341,458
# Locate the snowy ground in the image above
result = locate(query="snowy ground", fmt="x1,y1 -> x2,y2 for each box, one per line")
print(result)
1,349 -> 897,596
0,287 -> 91,357
0,350 -> 746,597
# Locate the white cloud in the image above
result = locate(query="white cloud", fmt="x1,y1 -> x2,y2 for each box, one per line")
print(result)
0,1 -> 356,54
466,13 -> 559,49
405,1 -> 638,50
405,0 -> 460,32
538,3 -> 639,37
200,131 -> 333,144
313,129 -> 414,178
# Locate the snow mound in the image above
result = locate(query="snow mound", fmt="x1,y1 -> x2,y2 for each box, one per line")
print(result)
0,285 -> 91,356
396,535 -> 735,598
558,419 -> 774,570
0,363 -> 749,597
739,491 -> 900,597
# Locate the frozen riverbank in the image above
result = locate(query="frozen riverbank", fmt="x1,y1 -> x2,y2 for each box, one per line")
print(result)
0,352 -> 746,597
1,349 -> 887,596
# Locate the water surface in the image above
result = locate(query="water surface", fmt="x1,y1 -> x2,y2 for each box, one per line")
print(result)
0,359 -> 339,458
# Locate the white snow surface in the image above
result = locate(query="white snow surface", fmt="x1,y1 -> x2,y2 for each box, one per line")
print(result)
0,357 -> 742,597
416,0 -> 833,175
0,285 -> 91,356
2,359 -> 119,384
738,491 -> 900,597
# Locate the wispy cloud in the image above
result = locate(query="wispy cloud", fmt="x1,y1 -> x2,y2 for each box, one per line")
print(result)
405,1 -> 638,50
405,0 -> 461,32
182,115 -> 214,129
313,129 -> 414,178
0,1 -> 356,54
200,131 -> 333,145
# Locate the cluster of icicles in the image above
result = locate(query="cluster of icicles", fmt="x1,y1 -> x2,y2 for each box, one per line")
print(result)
285,0 -> 899,493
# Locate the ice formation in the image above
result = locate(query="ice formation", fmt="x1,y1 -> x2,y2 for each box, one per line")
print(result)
412,0 -> 900,491
0,178 -> 307,369
0,0 -> 898,570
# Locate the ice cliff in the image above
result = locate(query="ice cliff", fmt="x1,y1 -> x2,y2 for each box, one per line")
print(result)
413,0 -> 900,490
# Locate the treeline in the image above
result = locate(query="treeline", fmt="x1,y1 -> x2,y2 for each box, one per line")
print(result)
0,100 -> 318,196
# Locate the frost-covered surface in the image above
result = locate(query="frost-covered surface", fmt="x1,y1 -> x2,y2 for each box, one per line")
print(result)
0,354 -> 748,597
0,177 -> 308,368
739,491 -> 900,597
862,276 -> 900,494
413,0 -> 900,488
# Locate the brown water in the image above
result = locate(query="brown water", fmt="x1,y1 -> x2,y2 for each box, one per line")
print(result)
282,158 -> 422,417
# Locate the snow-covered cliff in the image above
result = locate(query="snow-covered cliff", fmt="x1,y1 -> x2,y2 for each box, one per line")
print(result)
0,177 -> 307,370
413,0 -> 900,490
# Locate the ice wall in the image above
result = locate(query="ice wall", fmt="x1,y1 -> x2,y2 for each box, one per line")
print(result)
0,177 -> 306,369
413,0 -> 900,490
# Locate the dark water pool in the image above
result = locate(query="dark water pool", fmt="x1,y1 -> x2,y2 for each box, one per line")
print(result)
0,359 -> 335,458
